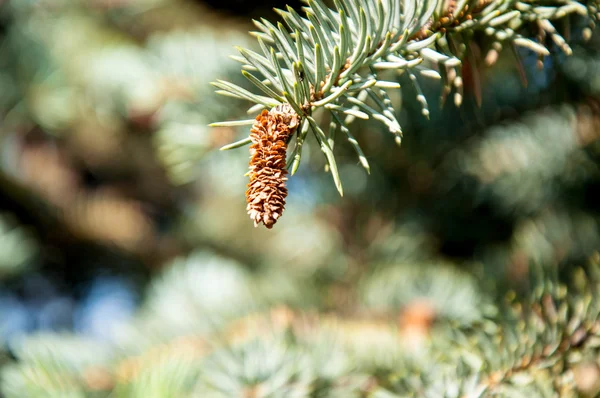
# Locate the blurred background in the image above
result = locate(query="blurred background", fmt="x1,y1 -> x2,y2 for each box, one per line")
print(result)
0,0 -> 598,396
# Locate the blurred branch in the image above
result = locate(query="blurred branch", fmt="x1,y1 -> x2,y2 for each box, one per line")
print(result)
0,163 -> 167,276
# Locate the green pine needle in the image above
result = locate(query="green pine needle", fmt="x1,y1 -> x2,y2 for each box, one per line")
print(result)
211,0 -> 598,195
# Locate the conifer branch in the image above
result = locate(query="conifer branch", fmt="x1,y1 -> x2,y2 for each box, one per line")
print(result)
211,0 -> 597,227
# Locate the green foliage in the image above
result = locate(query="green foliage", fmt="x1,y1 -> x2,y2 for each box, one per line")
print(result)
150,27 -> 253,184
212,0 -> 598,194
3,250 -> 600,397
1,335 -> 114,398
360,261 -> 494,323
444,105 -> 598,216
0,213 -> 38,280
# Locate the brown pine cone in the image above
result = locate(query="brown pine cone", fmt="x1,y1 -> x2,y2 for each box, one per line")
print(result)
246,104 -> 299,229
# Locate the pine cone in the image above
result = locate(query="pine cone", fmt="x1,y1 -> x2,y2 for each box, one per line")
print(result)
246,104 -> 299,228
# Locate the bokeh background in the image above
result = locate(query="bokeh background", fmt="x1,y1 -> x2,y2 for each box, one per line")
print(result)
0,0 -> 598,396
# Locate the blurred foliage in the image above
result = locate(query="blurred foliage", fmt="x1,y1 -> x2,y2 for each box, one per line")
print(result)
0,0 -> 598,396
3,251 -> 600,397
0,213 -> 38,279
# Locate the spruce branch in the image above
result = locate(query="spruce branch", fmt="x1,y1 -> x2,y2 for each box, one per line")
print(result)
211,0 -> 597,227
455,259 -> 600,397
367,255 -> 600,397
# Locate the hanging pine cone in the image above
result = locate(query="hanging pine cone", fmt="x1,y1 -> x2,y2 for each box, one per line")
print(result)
246,104 -> 299,229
